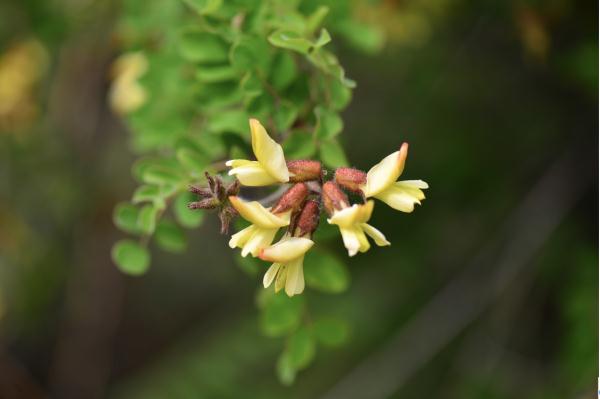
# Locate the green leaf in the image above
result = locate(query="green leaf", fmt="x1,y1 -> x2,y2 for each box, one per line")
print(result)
142,165 -> 183,186
196,132 -> 226,159
314,28 -> 331,48
313,317 -> 349,347
336,20 -> 385,55
327,78 -> 352,111
179,29 -> 229,63
308,49 -> 356,88
112,240 -> 150,275
138,204 -> 160,235
197,81 -> 243,109
270,52 -> 297,91
260,293 -> 303,337
132,185 -> 162,205
182,0 -> 222,15
176,147 -> 210,174
287,327 -> 315,370
230,36 -> 270,73
132,158 -> 180,182
303,249 -> 349,293
240,72 -> 263,98
276,351 -> 296,386
155,220 -> 187,253
206,109 -> 249,136
268,30 -> 312,54
275,100 -> 298,131
195,65 -> 238,83
283,130 -> 316,159
113,202 -> 141,234
315,106 -> 343,139
306,6 -> 329,33
320,140 -> 348,168
174,192 -> 205,228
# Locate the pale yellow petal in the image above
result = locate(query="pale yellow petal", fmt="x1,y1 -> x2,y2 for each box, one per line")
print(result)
356,228 -> 370,253
328,201 -> 374,227
339,227 -> 361,257
285,257 -> 305,297
259,237 -> 314,263
229,225 -> 256,249
274,264 -> 287,293
355,200 -> 375,223
399,179 -> 429,190
228,161 -> 280,186
374,182 -> 425,213
263,263 -> 281,288
226,159 -> 254,168
241,227 -> 278,257
249,119 -> 289,183
328,205 -> 361,228
361,223 -> 390,246
229,196 -> 290,228
362,143 -> 408,197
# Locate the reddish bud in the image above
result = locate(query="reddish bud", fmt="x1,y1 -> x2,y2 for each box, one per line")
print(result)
322,181 -> 349,215
271,183 -> 309,214
287,160 -> 322,182
294,200 -> 320,237
335,167 -> 367,193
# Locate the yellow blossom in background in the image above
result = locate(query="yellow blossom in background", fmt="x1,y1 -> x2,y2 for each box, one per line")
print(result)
260,236 -> 314,297
226,119 -> 290,186
109,52 -> 148,114
0,38 -> 48,132
228,196 -> 290,257
361,142 -> 428,212
327,200 -> 389,257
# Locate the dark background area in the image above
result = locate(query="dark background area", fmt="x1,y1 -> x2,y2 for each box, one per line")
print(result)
0,0 -> 597,398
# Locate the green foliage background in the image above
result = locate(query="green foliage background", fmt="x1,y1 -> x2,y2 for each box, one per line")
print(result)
0,0 -> 597,398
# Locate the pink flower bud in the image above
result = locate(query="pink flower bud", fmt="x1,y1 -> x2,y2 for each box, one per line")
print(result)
271,183 -> 309,214
294,199 -> 320,237
334,167 -> 367,193
287,160 -> 322,182
322,181 -> 349,215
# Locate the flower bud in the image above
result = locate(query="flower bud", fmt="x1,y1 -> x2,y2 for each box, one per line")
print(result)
188,197 -> 220,210
188,185 -> 212,198
287,160 -> 322,182
322,181 -> 349,215
294,199 -> 320,237
335,167 -> 367,193
271,183 -> 309,214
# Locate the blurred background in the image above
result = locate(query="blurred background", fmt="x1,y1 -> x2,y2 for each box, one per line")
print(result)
0,0 -> 597,398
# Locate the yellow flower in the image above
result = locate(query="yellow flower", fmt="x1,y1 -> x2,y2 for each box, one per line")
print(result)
260,236 -> 314,297
226,119 -> 290,186
109,52 -> 148,115
228,196 -> 290,257
327,200 -> 390,257
360,142 -> 428,212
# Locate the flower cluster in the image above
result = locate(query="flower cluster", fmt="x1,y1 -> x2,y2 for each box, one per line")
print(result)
189,119 -> 428,297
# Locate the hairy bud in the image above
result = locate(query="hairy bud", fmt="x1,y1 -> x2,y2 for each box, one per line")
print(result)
287,160 -> 322,182
294,199 -> 320,237
188,197 -> 220,210
189,185 -> 212,198
335,167 -> 366,193
322,181 -> 349,215
188,172 -> 242,234
271,183 -> 309,214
